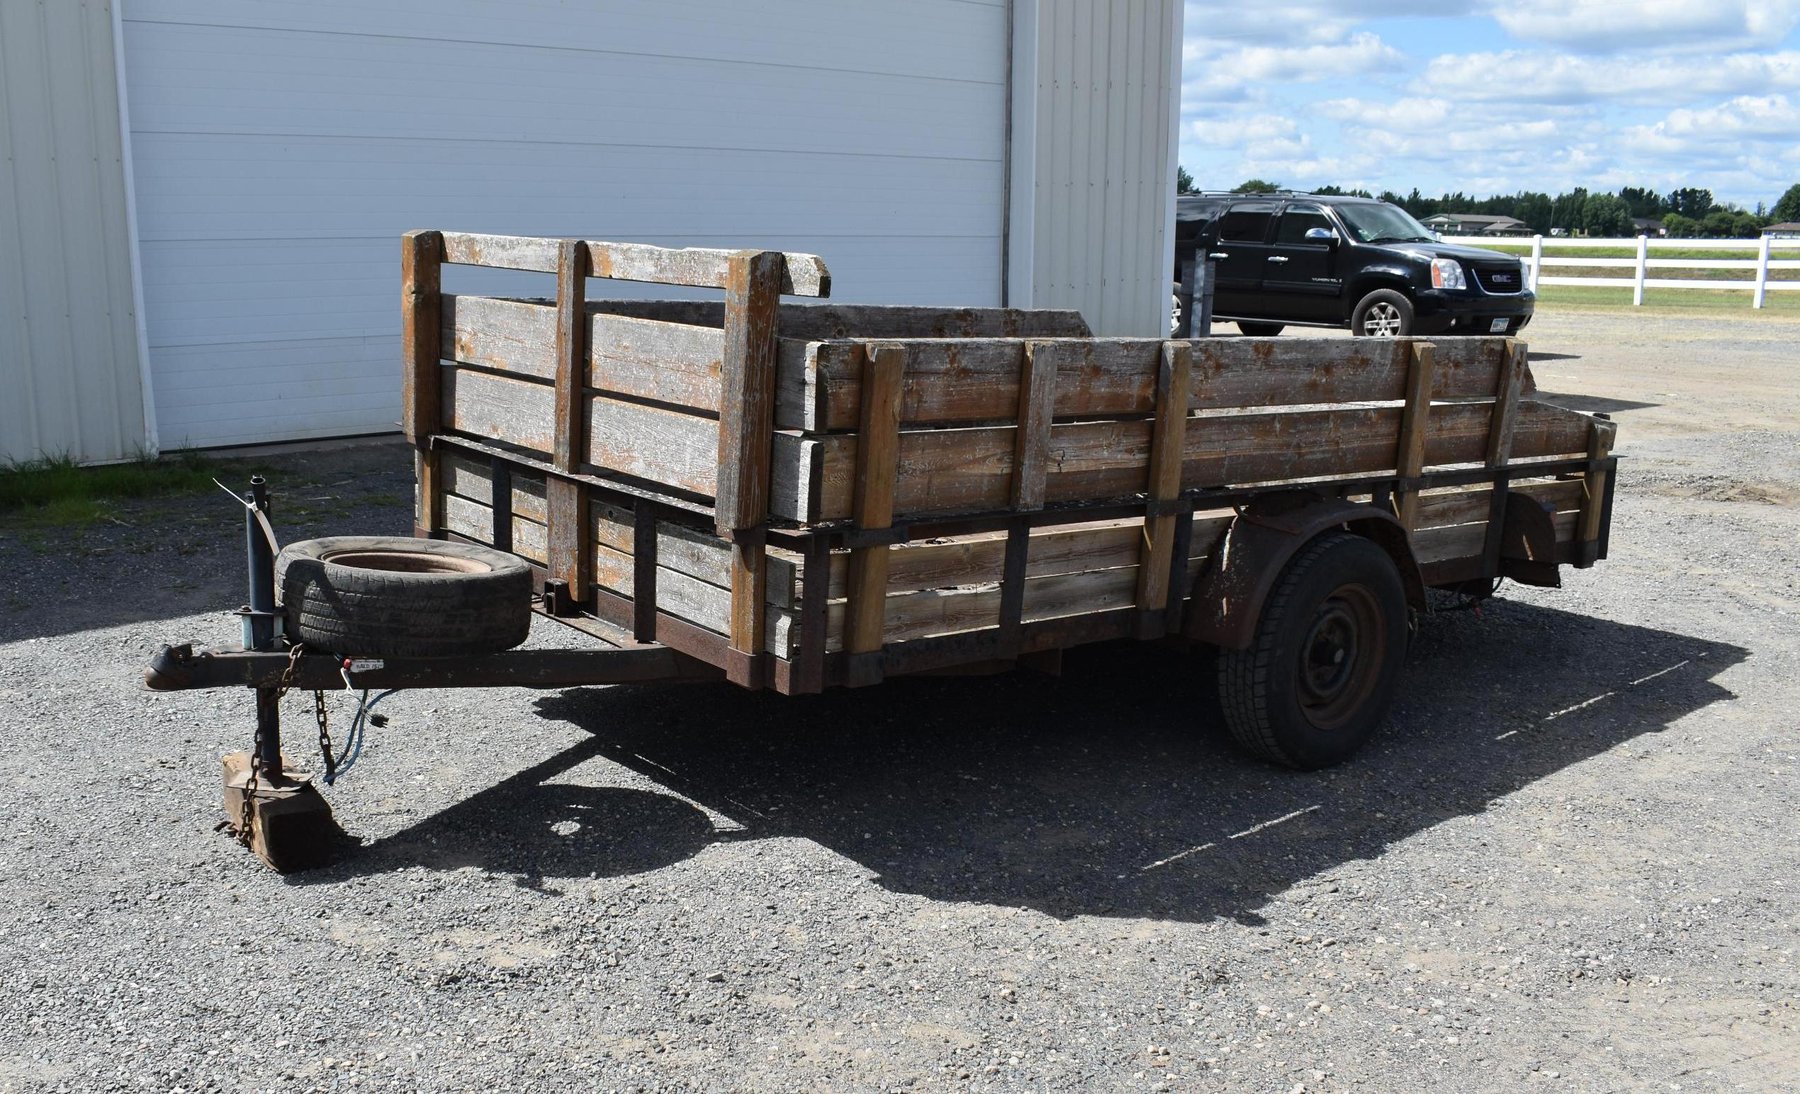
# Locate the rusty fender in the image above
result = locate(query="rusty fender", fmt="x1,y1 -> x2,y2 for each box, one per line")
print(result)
1183,494 -> 1425,650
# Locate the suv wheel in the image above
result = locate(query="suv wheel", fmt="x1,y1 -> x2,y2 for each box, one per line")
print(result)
1351,289 -> 1414,337
1236,321 -> 1284,337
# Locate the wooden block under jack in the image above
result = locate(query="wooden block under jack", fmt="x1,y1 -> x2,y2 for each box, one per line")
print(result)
221,752 -> 347,872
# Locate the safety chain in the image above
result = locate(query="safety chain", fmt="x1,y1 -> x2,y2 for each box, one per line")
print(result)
314,686 -> 336,785
239,644 -> 307,846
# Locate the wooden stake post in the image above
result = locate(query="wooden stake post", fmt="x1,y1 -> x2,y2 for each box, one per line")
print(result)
402,230 -> 443,537
843,345 -> 905,686
717,251 -> 786,687
1480,341 -> 1527,578
547,240 -> 592,610
1136,342 -> 1192,637
1394,342 -> 1436,530
1577,415 -> 1617,567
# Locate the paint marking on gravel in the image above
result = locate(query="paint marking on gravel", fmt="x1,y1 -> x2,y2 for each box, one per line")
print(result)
1138,842 -> 1218,872
1140,805 -> 1324,871
1497,658 -> 1696,739
1228,805 -> 1321,840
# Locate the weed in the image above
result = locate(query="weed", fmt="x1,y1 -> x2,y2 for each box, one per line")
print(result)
0,450 -> 221,525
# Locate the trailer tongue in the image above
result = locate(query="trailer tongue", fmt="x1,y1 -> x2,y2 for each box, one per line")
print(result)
145,232 -> 1616,871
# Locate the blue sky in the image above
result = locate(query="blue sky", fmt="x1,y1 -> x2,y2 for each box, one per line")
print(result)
1178,0 -> 1800,210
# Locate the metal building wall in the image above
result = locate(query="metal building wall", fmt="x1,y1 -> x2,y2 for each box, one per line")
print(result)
116,0 -> 1011,450
0,0 -> 152,464
1008,0 -> 1182,336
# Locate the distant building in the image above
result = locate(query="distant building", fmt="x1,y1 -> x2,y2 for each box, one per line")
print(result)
1420,213 -> 1535,237
1763,222 -> 1800,240
1632,217 -> 1667,237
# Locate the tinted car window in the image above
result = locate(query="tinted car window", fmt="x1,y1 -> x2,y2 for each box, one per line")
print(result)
1276,206 -> 1334,244
1337,203 -> 1435,244
1217,202 -> 1278,242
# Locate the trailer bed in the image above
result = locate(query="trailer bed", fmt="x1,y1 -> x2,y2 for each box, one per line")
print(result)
403,231 -> 1615,693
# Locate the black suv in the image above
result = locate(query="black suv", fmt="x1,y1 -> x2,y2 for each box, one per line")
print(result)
1174,192 -> 1533,337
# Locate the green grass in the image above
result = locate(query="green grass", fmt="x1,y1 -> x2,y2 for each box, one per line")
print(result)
0,450 -> 224,526
1534,283 -> 1800,315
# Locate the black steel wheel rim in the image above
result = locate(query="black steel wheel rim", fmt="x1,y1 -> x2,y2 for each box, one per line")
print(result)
1296,583 -> 1385,731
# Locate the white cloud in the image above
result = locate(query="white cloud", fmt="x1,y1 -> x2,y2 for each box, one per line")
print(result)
1623,95 -> 1800,152
1184,0 -> 1475,48
1491,0 -> 1800,53
1416,49 -> 1800,103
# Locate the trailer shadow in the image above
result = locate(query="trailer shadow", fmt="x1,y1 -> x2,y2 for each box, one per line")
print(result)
1535,391 -> 1660,416
304,599 -> 1745,923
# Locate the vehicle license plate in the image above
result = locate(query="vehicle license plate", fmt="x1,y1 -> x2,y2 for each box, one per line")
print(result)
1489,318 -> 1509,333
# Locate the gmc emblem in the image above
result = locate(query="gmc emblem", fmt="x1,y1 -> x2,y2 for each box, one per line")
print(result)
1492,273 -> 1515,284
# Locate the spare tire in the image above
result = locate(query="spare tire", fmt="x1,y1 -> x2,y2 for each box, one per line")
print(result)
277,536 -> 532,658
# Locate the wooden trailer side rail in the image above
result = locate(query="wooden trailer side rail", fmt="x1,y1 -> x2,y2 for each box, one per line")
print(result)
404,231 -> 1616,700
404,230 -> 832,688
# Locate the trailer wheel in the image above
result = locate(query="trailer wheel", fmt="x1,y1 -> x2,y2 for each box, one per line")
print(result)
1217,533 -> 1406,769
277,537 -> 532,658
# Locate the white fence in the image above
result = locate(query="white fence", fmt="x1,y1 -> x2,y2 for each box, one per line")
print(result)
1441,235 -> 1800,308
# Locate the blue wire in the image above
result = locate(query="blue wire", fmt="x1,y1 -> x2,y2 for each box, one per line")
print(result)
326,688 -> 398,785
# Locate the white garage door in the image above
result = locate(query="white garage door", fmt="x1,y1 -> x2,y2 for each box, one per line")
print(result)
120,0 -> 1008,448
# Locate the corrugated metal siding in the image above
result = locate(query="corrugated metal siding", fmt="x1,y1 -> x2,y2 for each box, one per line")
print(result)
118,0 -> 1011,449
1015,0 -> 1178,336
0,0 -> 149,464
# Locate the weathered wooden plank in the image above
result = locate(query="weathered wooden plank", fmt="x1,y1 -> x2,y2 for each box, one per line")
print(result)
592,545 -> 735,643
1137,342 -> 1193,628
590,313 -> 725,411
777,556 -> 1212,657
1411,522 -> 1486,568
442,451 -> 548,523
1010,342 -> 1055,509
589,300 -> 1091,340
1395,342 -> 1436,529
443,493 -> 548,564
437,233 -> 829,295
775,398 -> 1594,524
442,367 -> 554,455
402,230 -> 444,443
584,240 -> 830,297
591,501 -> 734,587
771,511 -> 1235,609
440,232 -> 563,273
587,395 -> 720,498
1413,478 -> 1586,530
441,295 -> 556,378
1413,509 -> 1580,569
790,336 -> 1525,433
844,345 -> 904,670
440,296 -> 729,416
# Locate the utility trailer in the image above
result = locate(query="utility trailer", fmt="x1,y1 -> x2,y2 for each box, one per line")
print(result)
146,231 -> 1617,870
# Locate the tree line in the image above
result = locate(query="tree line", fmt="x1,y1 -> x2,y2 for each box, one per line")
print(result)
1176,168 -> 1800,238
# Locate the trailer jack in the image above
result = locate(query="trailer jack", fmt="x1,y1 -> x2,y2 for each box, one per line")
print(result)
216,475 -> 346,871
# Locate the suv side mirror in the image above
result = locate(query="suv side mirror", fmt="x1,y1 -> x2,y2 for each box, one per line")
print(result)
1304,227 -> 1338,245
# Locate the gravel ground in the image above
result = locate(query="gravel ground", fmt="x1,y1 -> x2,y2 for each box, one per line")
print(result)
1,310 -> 1796,1092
